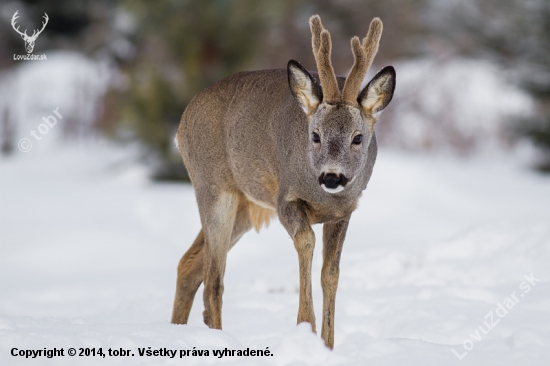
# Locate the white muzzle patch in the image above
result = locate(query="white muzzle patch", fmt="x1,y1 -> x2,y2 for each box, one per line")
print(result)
321,184 -> 345,194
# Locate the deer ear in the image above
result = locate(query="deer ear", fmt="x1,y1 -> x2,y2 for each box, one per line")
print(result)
358,66 -> 396,116
288,60 -> 323,115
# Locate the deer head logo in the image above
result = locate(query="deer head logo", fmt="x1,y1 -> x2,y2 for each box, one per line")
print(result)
11,11 -> 49,54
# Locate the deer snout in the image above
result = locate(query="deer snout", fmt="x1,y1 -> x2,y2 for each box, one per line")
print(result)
322,173 -> 340,188
318,173 -> 350,193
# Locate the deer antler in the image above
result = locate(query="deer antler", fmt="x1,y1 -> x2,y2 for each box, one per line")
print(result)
341,18 -> 383,105
30,13 -> 49,40
309,15 -> 340,103
11,11 -> 29,38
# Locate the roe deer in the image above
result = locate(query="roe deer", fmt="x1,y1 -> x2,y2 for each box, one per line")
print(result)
172,15 -> 396,349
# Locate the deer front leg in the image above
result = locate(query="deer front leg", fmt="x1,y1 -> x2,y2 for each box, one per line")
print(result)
321,215 -> 350,349
278,200 -> 316,332
295,226 -> 316,330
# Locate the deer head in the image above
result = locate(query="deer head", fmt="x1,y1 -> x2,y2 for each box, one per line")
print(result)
288,15 -> 395,193
11,11 -> 49,54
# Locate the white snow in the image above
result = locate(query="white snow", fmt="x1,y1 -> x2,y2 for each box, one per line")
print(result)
1,142 -> 549,365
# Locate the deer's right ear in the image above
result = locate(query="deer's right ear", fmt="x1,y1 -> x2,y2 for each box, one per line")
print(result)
288,60 -> 323,115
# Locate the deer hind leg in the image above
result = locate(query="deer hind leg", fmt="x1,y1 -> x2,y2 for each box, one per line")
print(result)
171,192 -> 253,327
171,230 -> 205,324
200,191 -> 240,329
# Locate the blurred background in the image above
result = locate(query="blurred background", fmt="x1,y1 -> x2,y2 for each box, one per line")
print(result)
1,0 -> 549,179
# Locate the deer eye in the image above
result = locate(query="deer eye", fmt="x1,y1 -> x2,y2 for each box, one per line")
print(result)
312,132 -> 321,143
352,134 -> 362,145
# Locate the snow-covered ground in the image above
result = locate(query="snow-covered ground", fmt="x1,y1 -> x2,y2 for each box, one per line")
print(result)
1,142 -> 549,366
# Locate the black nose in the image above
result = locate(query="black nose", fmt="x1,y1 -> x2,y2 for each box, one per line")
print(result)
322,173 -> 341,189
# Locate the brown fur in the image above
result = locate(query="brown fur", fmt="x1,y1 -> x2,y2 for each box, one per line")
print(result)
342,18 -> 383,104
171,15 -> 396,350
309,16 -> 340,103
244,197 -> 276,232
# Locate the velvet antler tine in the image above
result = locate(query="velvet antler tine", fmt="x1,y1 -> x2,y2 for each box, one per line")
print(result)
317,30 -> 340,102
362,17 -> 383,63
309,15 -> 340,103
342,37 -> 366,104
342,18 -> 383,104
310,15 -> 323,53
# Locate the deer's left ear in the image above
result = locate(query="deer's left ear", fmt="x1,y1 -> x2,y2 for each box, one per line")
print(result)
358,66 -> 396,116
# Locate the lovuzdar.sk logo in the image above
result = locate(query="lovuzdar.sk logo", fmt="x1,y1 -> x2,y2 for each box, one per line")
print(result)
11,10 -> 48,61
